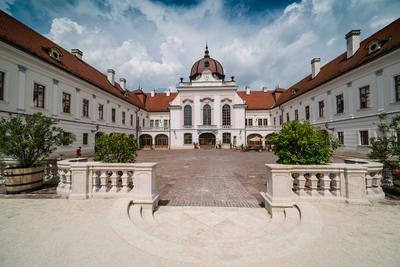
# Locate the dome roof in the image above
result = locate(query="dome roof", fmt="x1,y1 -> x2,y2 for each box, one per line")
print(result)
190,45 -> 225,80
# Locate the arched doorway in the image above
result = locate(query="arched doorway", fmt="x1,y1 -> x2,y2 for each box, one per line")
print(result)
199,133 -> 216,148
155,134 -> 168,149
265,134 -> 273,151
247,134 -> 263,150
139,134 -> 153,149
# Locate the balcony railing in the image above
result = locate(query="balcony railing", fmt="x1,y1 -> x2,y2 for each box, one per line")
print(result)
197,125 -> 217,129
246,125 -> 277,130
141,127 -> 170,132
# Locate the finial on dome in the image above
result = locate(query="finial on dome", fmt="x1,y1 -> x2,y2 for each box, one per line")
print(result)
204,41 -> 210,58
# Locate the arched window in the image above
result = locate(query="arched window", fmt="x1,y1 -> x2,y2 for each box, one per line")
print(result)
203,104 -> 211,125
184,105 -> 192,126
184,133 -> 192,144
222,133 -> 231,144
222,104 -> 231,126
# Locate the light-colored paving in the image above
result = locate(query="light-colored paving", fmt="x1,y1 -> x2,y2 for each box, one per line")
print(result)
110,199 -> 321,266
1,198 -> 400,267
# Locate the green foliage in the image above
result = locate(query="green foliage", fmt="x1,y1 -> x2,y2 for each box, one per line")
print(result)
94,133 -> 138,163
369,114 -> 400,168
271,120 -> 339,164
0,113 -> 74,167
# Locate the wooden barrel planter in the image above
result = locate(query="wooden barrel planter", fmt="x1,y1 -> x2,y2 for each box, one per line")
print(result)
4,166 -> 44,193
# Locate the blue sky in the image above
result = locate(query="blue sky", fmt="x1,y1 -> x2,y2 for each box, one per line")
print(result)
1,0 -> 400,91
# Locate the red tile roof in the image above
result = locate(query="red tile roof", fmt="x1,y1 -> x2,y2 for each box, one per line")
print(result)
276,18 -> 400,106
237,90 -> 277,110
0,11 -> 145,109
144,92 -> 178,112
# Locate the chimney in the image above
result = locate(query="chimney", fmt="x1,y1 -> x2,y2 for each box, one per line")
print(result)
107,69 -> 115,85
311,58 -> 321,79
345,29 -> 361,59
151,89 -> 155,97
166,89 -> 170,96
245,86 -> 250,95
119,78 -> 126,91
71,49 -> 83,59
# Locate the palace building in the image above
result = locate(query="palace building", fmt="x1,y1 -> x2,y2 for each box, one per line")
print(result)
0,11 -> 399,156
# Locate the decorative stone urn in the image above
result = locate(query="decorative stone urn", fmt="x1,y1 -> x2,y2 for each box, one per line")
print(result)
4,166 -> 44,193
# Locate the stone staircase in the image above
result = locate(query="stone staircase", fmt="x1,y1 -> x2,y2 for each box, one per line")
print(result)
109,199 -> 321,266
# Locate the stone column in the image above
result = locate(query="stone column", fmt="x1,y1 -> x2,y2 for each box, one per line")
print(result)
261,164 -> 294,216
131,163 -> 159,211
52,79 -> 59,116
75,88 -> 80,120
17,64 -> 27,111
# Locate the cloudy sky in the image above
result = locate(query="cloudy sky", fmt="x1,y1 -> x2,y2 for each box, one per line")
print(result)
1,0 -> 400,91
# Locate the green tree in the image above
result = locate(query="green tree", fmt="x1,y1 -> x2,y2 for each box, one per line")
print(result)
94,133 -> 138,163
0,113 -> 74,167
369,113 -> 400,186
271,120 -> 339,164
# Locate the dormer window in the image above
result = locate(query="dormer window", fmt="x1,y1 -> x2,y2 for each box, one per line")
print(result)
204,61 -> 209,68
44,47 -> 63,60
292,88 -> 299,95
366,40 -> 381,55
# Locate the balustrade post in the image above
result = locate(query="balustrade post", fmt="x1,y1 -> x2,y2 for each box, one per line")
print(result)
343,166 -> 369,204
98,170 -> 108,193
319,173 -> 332,197
331,174 -> 341,197
295,173 -> 307,197
307,173 -> 319,197
131,163 -> 159,211
120,170 -> 130,193
109,170 -> 119,193
372,171 -> 385,197
92,169 -> 99,193
365,172 -> 374,195
69,163 -> 89,200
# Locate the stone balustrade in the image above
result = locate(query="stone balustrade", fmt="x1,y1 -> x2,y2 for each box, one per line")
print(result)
56,158 -> 159,211
261,160 -> 385,215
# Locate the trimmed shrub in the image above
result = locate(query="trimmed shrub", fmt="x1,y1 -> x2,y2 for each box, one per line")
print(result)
94,133 -> 138,163
271,120 -> 339,164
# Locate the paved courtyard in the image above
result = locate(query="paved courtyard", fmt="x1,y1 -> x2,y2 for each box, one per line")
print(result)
136,149 -> 278,207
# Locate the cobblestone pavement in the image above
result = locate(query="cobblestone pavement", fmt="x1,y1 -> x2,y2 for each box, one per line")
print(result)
136,149 -> 278,207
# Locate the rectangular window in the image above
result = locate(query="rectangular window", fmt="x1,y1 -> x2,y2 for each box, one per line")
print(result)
164,119 -> 169,129
0,71 -> 4,101
359,86 -> 370,109
263,118 -> 268,126
305,106 -> 310,120
360,130 -> 369,146
150,120 -> 154,128
222,133 -> 231,144
83,133 -> 88,145
130,114 -> 133,126
111,108 -> 116,122
395,75 -> 400,102
294,110 -> 298,120
122,111 -> 126,124
273,117 -> 276,126
245,119 -> 247,126
62,132 -> 72,146
337,132 -> 344,145
62,92 -> 71,113
184,133 -> 192,144
286,112 -> 289,122
142,118 -> 145,127
33,83 -> 45,108
336,94 -> 344,114
279,115 -> 282,125
98,104 -> 104,120
248,118 -> 253,127
318,101 -> 324,118
82,99 -> 89,117
155,120 -> 160,128
258,118 -> 263,126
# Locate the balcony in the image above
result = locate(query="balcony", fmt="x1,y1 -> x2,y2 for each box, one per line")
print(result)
246,125 -> 277,131
141,127 -> 170,132
197,124 -> 217,129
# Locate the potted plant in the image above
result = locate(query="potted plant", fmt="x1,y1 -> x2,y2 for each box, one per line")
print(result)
0,113 -> 74,193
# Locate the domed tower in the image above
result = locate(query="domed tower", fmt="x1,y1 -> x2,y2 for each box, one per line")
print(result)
190,44 -> 225,81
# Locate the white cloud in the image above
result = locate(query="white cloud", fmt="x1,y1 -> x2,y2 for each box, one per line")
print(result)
43,0 -> 400,91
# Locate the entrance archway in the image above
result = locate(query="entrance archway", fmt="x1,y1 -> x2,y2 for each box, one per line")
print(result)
199,133 -> 216,148
155,134 -> 169,149
139,134 -> 153,149
247,134 -> 263,150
